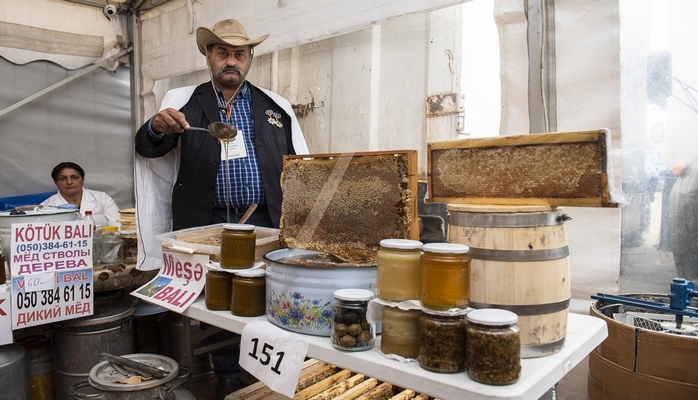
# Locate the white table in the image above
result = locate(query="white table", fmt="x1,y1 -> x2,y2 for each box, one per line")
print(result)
180,296 -> 607,400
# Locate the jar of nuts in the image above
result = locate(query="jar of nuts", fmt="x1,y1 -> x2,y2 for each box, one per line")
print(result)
331,288 -> 375,351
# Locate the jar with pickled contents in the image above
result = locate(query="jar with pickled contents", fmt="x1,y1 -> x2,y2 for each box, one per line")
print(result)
420,242 -> 470,310
99,226 -> 123,265
231,268 -> 266,317
331,289 -> 375,351
376,239 -> 423,301
418,310 -> 467,373
205,271 -> 232,310
466,308 -> 521,385
380,306 -> 421,359
220,224 -> 256,269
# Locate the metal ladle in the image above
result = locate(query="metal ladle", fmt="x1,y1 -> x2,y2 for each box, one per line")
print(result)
186,122 -> 238,140
187,122 -> 238,222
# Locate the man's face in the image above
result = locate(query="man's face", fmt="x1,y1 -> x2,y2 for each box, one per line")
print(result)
55,168 -> 83,197
207,44 -> 253,90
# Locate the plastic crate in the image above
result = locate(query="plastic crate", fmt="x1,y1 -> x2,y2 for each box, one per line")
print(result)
156,223 -> 281,262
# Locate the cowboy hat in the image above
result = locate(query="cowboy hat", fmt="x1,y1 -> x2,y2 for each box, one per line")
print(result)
196,19 -> 269,55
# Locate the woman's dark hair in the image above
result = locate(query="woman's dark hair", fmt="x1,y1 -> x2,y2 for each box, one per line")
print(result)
51,162 -> 85,182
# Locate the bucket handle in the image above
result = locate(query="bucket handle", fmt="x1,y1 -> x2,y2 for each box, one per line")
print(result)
157,366 -> 192,400
70,380 -> 105,399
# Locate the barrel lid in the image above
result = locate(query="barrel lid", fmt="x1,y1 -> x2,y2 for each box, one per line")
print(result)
379,238 -> 423,250
334,288 -> 374,302
467,308 -> 518,326
53,302 -> 134,328
422,242 -> 469,254
447,204 -> 559,213
16,334 -> 50,351
223,223 -> 255,231
234,268 -> 266,277
0,343 -> 26,366
89,353 -> 179,391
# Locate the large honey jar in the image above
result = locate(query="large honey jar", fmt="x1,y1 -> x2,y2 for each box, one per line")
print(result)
205,271 -> 232,310
466,308 -> 521,385
380,306 -> 421,359
418,310 -> 467,373
231,268 -> 266,317
376,239 -> 423,301
420,242 -> 470,310
220,223 -> 256,269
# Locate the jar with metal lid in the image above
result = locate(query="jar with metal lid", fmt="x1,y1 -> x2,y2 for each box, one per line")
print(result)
220,224 -> 256,269
98,226 -> 122,265
420,242 -> 470,310
466,308 -> 521,385
376,239 -> 423,301
331,289 -> 375,351
380,306 -> 421,359
205,271 -> 232,310
231,269 -> 266,317
418,310 -> 466,373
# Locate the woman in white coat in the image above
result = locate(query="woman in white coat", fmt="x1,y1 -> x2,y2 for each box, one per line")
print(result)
41,162 -> 120,227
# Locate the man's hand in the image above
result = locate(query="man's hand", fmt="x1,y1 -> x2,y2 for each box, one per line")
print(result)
151,108 -> 192,134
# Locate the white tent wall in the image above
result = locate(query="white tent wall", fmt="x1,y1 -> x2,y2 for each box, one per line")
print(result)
0,0 -> 134,209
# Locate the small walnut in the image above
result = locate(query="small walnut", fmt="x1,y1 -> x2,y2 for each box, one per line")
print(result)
357,331 -> 372,343
343,312 -> 359,325
334,323 -> 347,336
339,335 -> 357,348
346,323 -> 363,336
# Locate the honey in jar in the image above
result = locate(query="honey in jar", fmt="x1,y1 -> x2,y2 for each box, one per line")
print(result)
231,268 -> 266,317
420,242 -> 470,310
418,310 -> 467,373
220,223 -> 256,269
205,270 -> 232,310
380,306 -> 421,359
376,238 -> 423,301
466,308 -> 521,385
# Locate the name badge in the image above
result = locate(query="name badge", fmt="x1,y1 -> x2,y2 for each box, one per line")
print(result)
220,133 -> 247,160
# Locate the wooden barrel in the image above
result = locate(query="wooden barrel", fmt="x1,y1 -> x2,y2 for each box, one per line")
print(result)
447,204 -> 571,358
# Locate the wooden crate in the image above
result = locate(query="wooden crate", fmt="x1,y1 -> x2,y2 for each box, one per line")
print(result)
427,129 -> 619,207
226,359 -> 437,400
280,151 -> 419,263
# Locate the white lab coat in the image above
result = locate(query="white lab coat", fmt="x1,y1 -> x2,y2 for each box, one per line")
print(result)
41,188 -> 120,227
134,85 -> 309,271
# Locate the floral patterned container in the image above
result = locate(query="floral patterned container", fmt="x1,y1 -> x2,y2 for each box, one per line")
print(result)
264,248 -> 377,336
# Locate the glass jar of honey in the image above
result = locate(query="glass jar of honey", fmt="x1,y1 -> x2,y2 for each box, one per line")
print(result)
376,239 -> 423,301
220,224 -> 256,269
380,306 -> 421,359
466,308 -> 521,385
231,268 -> 266,317
418,310 -> 467,373
420,243 -> 470,310
205,271 -> 232,310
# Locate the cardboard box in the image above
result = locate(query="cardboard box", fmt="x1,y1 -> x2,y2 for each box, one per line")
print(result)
588,300 -> 698,399
156,223 -> 281,262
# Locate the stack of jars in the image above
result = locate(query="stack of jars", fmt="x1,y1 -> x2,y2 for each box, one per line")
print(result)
376,239 -> 521,385
204,224 -> 266,317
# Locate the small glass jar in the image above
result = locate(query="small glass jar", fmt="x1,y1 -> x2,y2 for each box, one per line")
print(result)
380,306 -> 421,359
205,271 -> 232,310
376,239 -> 423,301
231,269 -> 266,317
418,311 -> 466,373
420,243 -> 470,310
99,226 -> 123,265
220,224 -> 256,269
331,289 -> 375,351
466,308 -> 521,385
